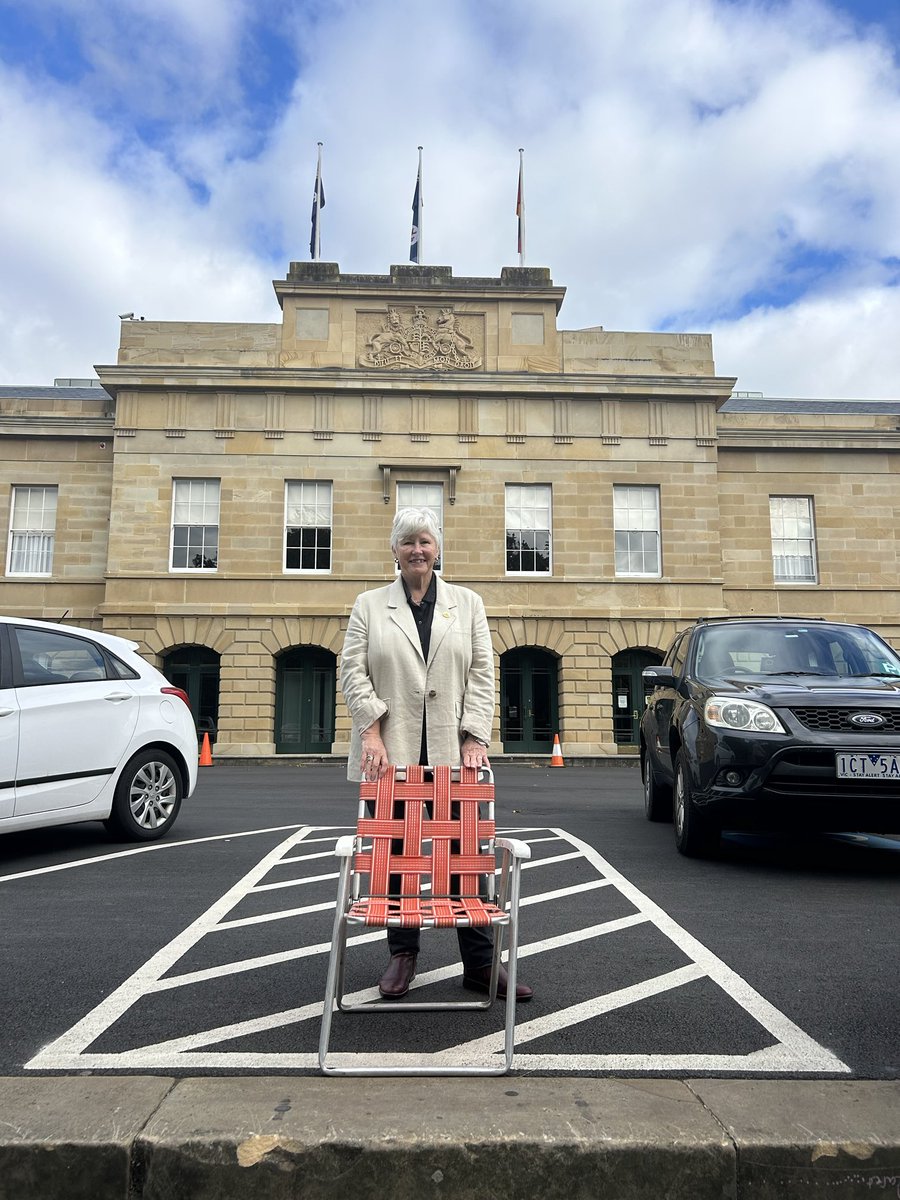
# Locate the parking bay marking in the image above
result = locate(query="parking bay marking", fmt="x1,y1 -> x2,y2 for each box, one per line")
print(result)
0,824 -> 308,885
26,826 -> 850,1075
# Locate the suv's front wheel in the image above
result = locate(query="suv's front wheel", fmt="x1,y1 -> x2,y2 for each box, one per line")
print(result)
673,751 -> 721,857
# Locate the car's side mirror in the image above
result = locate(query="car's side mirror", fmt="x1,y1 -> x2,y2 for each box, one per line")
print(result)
642,665 -> 677,689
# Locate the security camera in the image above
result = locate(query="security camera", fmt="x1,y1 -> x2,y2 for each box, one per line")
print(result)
118,312 -> 134,320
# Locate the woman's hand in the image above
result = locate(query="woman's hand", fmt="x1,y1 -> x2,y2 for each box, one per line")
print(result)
361,726 -> 389,781
461,735 -> 490,770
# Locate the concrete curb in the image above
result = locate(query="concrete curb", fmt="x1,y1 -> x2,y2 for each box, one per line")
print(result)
1,1076 -> 898,1199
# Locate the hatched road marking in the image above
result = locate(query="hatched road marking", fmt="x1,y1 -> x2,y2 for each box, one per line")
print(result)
26,826 -> 851,1074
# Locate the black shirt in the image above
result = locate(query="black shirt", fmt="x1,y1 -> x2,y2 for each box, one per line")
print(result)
402,573 -> 437,766
402,572 -> 437,660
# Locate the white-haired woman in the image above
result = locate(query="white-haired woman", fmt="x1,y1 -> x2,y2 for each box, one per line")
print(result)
339,507 -> 532,1002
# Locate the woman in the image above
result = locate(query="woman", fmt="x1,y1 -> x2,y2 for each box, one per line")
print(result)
339,507 -> 532,1002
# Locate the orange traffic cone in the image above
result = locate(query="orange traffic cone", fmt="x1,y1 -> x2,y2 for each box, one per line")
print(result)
199,732 -> 214,767
550,734 -> 565,767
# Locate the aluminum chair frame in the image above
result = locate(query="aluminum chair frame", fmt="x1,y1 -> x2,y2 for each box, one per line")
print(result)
319,764 -> 530,1076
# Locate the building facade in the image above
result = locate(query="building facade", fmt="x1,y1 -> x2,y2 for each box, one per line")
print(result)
2,262 -> 898,759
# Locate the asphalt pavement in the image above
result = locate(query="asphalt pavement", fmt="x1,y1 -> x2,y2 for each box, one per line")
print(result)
1,761 -> 898,1197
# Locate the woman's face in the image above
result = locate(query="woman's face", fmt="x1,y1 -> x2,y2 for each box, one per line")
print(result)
395,530 -> 438,584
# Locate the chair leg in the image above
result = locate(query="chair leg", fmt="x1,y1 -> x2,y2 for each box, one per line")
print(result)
501,864 -> 525,1071
318,918 -> 345,1072
319,859 -> 352,1072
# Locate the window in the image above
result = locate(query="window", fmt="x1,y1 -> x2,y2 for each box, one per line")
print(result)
7,485 -> 57,576
506,484 -> 551,574
14,626 -> 108,685
171,479 -> 219,570
614,485 -> 660,577
770,496 -> 817,583
397,482 -> 443,571
285,481 -> 332,572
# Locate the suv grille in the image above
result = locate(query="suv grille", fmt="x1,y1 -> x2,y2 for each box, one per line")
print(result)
790,707 -> 900,733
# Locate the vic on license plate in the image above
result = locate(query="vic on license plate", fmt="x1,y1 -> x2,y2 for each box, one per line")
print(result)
836,752 -> 900,780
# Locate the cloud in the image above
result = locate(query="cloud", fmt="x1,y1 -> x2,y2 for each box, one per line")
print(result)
0,0 -> 898,398
712,281 -> 900,398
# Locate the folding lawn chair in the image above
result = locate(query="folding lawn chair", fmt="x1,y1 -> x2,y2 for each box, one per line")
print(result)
318,763 -> 531,1076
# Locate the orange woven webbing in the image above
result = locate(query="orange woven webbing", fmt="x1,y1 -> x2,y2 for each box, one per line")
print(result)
351,765 -> 501,927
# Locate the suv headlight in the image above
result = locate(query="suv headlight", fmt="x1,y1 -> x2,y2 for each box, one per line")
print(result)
704,696 -> 787,734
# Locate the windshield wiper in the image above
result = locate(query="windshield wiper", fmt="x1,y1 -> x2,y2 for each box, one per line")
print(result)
848,671 -> 900,679
761,670 -> 831,677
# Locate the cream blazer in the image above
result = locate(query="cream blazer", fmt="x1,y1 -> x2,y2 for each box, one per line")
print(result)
340,576 -> 495,780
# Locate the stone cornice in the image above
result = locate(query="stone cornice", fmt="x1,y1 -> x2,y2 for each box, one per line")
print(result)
95,364 -> 735,401
0,415 -> 114,437
274,262 -> 568,312
717,429 -> 900,450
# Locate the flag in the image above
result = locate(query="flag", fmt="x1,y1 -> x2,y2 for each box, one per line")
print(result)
410,150 -> 423,263
516,150 -> 525,262
309,146 -> 325,260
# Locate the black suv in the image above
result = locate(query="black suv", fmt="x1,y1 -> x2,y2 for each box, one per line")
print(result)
640,617 -> 900,856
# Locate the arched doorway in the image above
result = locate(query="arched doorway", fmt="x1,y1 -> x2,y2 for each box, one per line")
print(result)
275,647 -> 336,754
612,648 -> 663,746
500,647 -> 558,754
162,645 -> 220,743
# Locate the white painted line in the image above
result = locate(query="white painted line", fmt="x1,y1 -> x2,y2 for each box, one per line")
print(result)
552,828 -> 850,1072
252,872 -> 339,891
520,878 -> 613,906
25,826 -> 316,1065
279,850 -> 339,863
0,825 -> 310,884
25,824 -> 852,1076
521,851 -> 583,870
213,900 -> 336,929
155,912 -> 646,995
206,872 -> 614,939
445,965 -> 706,1059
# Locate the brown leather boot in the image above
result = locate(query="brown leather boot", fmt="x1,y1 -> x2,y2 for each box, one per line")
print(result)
462,964 -> 533,1001
378,952 -> 417,998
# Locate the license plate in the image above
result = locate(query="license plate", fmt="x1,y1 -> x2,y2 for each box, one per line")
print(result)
836,752 -> 900,780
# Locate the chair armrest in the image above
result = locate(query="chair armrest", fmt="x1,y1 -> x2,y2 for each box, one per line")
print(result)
495,837 -> 531,860
334,835 -> 356,857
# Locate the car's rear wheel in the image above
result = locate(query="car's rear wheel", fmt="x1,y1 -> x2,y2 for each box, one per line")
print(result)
104,749 -> 183,841
673,751 -> 720,857
642,751 -> 672,822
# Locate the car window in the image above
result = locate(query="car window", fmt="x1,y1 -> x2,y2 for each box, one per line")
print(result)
108,653 -> 140,681
14,626 -> 109,685
666,633 -> 688,677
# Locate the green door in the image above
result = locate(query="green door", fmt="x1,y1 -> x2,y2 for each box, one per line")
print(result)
275,647 -> 335,754
501,648 -> 558,754
162,646 -> 220,743
612,649 -> 663,746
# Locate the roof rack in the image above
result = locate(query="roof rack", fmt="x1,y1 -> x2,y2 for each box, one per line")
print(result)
691,615 -> 826,625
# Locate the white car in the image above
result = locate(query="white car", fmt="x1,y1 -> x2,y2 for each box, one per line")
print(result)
0,616 -> 198,840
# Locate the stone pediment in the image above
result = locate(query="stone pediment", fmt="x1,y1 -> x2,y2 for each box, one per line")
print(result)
358,306 -> 483,371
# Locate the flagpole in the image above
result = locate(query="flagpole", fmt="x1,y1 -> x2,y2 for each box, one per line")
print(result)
418,146 -> 424,263
409,145 -> 424,264
310,142 -> 324,261
517,147 -> 526,267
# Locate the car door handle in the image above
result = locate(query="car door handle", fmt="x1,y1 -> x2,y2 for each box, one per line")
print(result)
0,707 -> 15,717
104,692 -> 133,703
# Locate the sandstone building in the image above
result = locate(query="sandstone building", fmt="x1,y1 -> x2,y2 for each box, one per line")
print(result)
2,262 -> 898,760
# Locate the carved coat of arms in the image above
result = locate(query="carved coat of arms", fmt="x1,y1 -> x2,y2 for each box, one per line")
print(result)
360,306 -> 482,371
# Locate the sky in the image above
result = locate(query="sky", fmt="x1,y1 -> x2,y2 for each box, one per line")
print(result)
1,0 -> 899,399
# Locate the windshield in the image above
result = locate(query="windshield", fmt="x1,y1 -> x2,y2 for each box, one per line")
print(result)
694,623 -> 900,682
